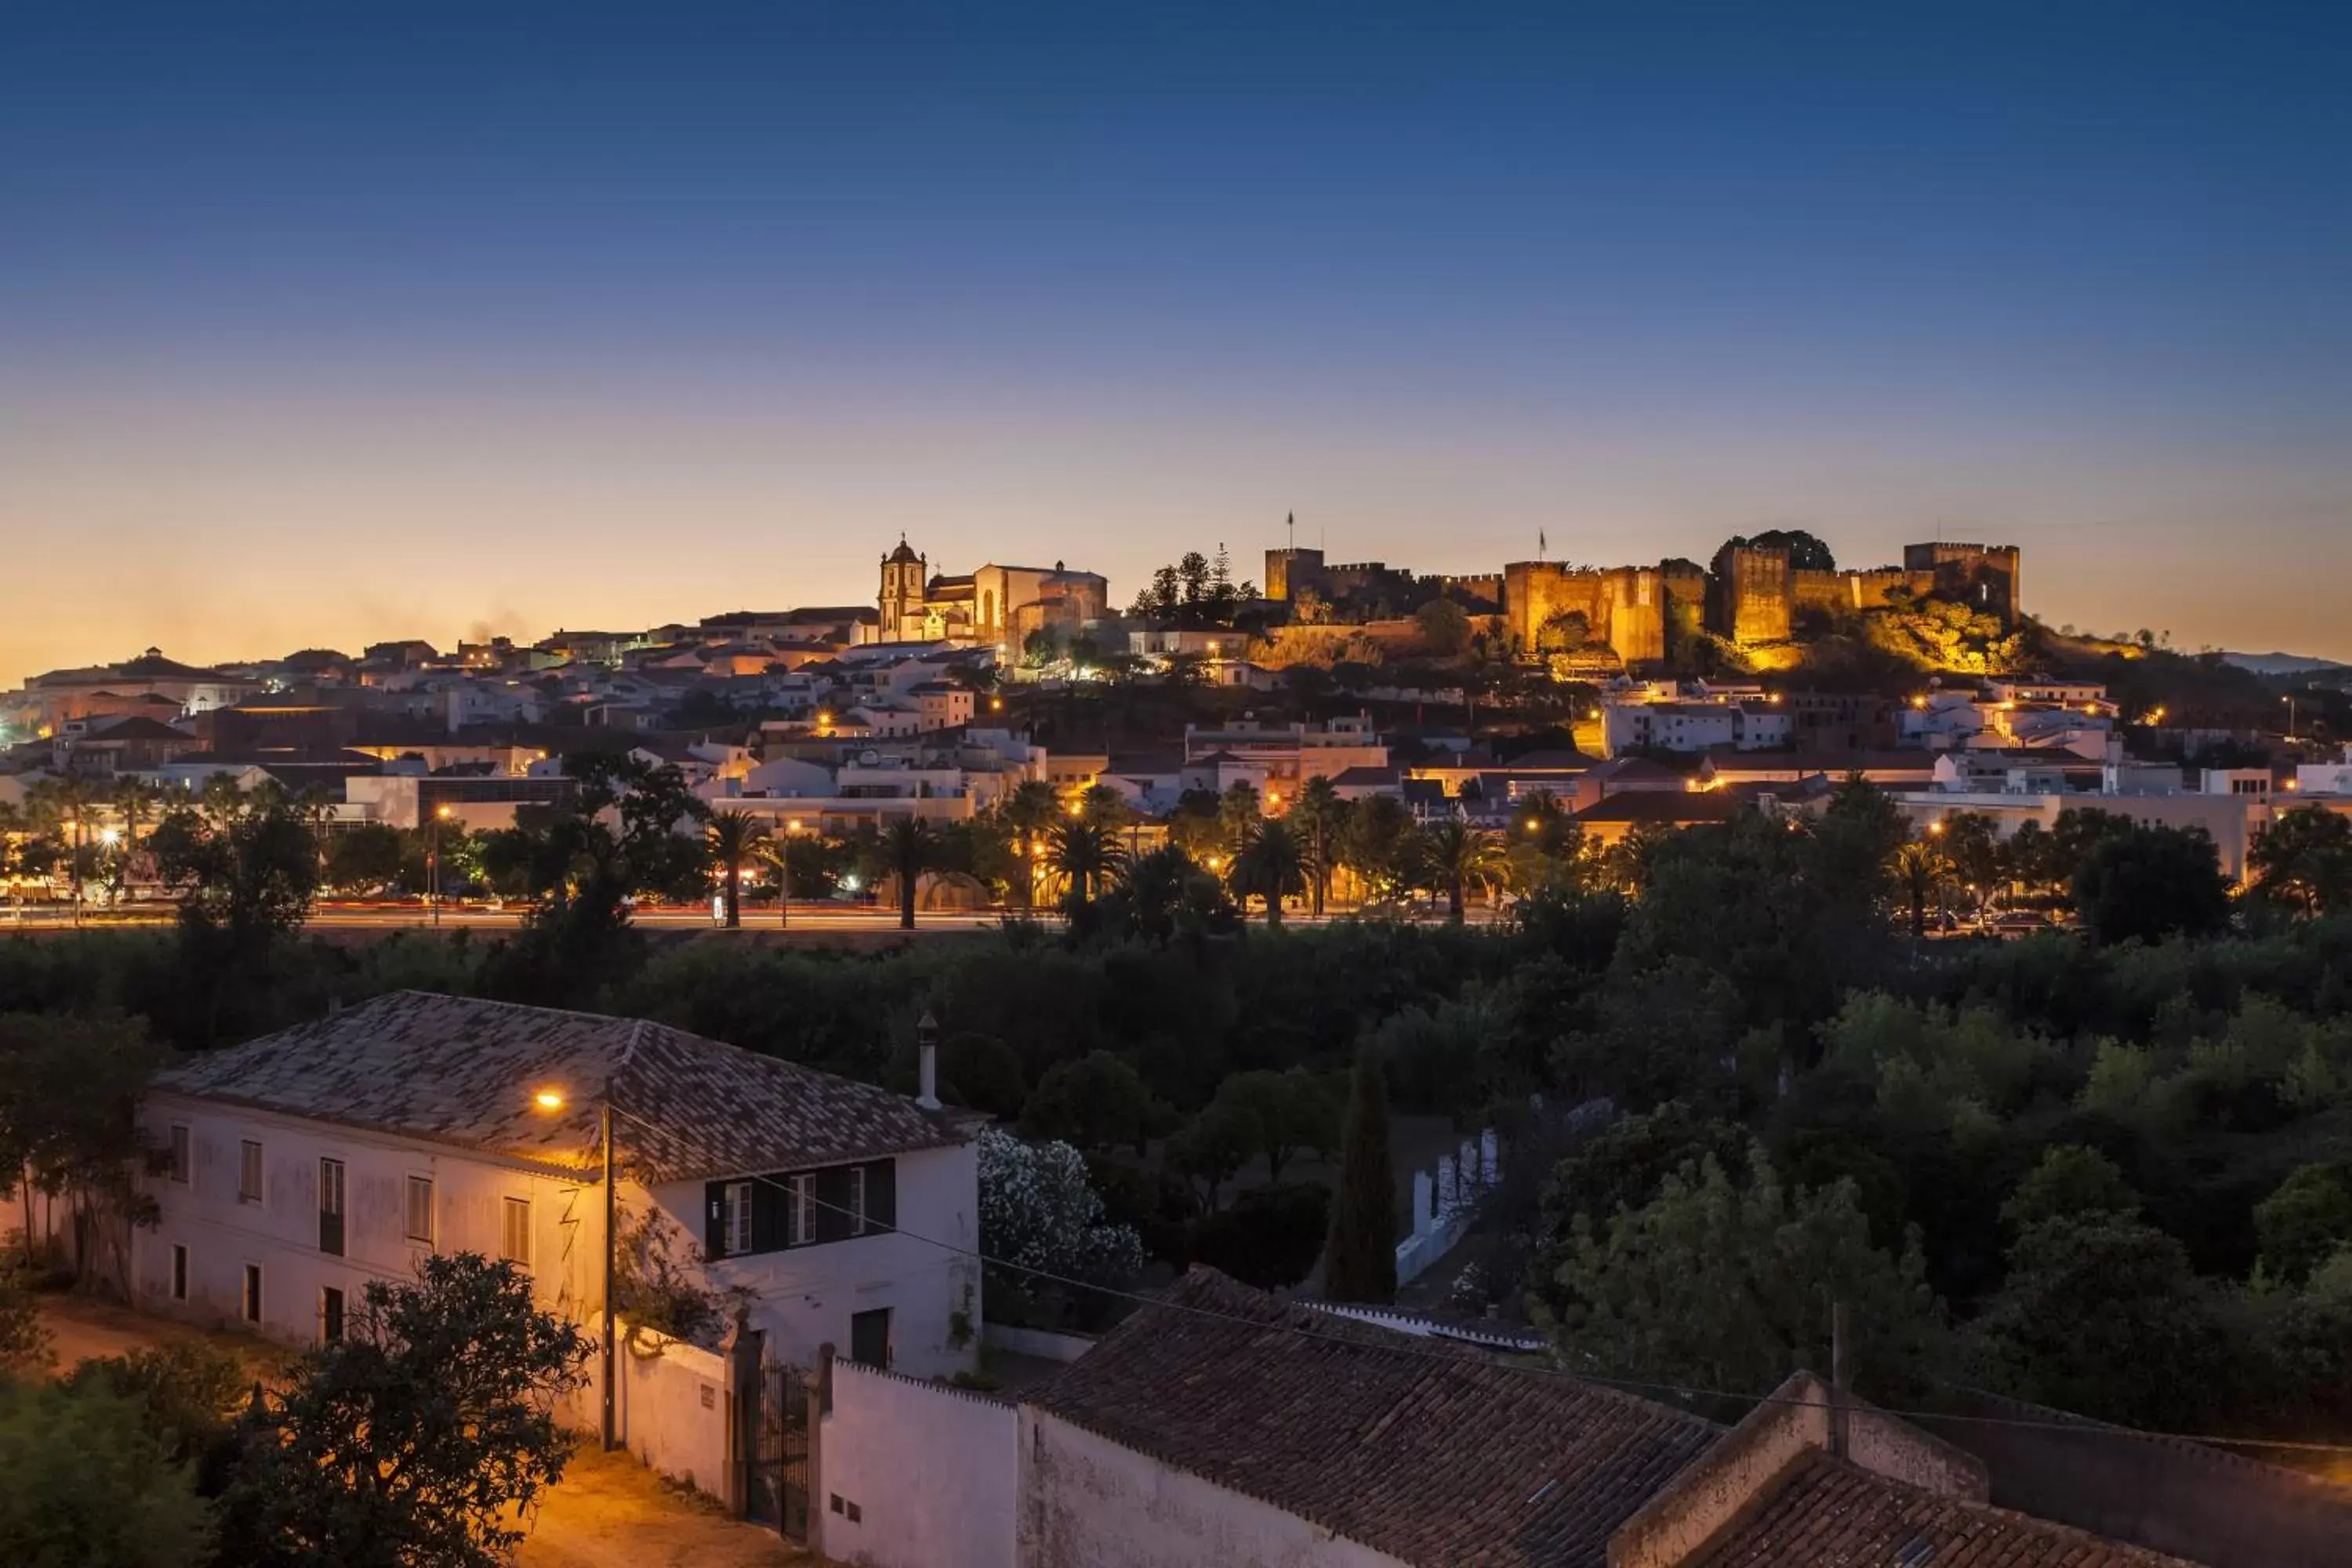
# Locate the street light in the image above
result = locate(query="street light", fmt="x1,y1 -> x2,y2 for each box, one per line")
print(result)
777,819 -> 806,929
531,1080 -> 619,1452
427,805 -> 455,926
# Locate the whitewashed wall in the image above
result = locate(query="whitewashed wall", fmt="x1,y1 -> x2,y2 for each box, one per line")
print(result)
136,1096 -> 601,1344
1017,1409 -> 1409,1568
648,1139 -> 982,1381
612,1326 -> 730,1497
818,1361 -> 1016,1568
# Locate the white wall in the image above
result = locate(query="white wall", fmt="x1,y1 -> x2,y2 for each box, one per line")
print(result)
612,1327 -> 731,1497
647,1139 -> 982,1381
1018,1410 -> 1408,1568
820,1361 -> 1015,1568
137,1096 -> 602,1345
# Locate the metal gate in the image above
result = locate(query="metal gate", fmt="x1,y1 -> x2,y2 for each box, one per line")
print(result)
750,1361 -> 812,1542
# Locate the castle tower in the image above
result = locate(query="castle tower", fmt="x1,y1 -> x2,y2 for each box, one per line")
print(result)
880,535 -> 927,639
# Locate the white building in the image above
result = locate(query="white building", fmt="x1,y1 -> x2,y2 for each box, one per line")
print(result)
136,992 -> 982,1381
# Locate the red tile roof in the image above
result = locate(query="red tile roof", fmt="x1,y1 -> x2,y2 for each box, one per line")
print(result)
1684,1450 -> 2203,1567
1029,1269 -> 1719,1566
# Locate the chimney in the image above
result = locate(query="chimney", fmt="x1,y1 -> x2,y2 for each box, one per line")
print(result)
915,1011 -> 941,1110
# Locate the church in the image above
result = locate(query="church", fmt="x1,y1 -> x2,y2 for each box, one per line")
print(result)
878,538 -> 1109,652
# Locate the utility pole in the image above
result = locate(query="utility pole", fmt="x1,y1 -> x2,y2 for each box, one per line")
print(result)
601,1077 -> 617,1452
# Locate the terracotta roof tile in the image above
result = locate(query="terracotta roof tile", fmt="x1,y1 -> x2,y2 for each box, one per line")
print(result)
1686,1450 -> 2205,1567
1029,1269 -> 1719,1566
153,992 -> 964,1183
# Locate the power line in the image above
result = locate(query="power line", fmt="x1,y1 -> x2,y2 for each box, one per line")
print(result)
730,1162 -> 2352,1461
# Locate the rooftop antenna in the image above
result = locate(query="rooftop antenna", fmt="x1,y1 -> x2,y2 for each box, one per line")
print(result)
1539,528 -> 1548,563
1287,510 -> 1295,552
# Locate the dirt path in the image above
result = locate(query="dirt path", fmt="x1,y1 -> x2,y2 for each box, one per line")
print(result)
516,1446 -> 826,1568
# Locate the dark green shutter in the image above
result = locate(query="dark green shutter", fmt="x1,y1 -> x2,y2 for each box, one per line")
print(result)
752,1178 -> 783,1254
703,1182 -> 727,1258
815,1167 -> 855,1243
866,1160 -> 896,1232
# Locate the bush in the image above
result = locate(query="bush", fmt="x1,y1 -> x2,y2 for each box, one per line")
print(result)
1192,1182 -> 1330,1290
0,1379 -> 216,1566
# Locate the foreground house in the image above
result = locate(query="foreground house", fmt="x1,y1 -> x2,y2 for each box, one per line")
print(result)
978,1269 -> 2209,1568
136,991 -> 980,1378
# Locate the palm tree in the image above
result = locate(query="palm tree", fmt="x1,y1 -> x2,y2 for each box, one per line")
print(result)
24,775 -> 98,913
1228,818 -> 1306,927
1287,775 -> 1348,917
995,780 -> 1061,908
111,777 -> 163,852
1421,818 -> 1504,924
705,811 -> 768,929
884,816 -> 931,930
1340,793 -> 1414,906
1047,816 -> 1130,909
1893,834 -> 1950,940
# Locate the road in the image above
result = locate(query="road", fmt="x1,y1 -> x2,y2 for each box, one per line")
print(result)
0,902 -> 1009,935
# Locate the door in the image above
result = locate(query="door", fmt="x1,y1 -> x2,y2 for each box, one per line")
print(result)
850,1307 -> 891,1370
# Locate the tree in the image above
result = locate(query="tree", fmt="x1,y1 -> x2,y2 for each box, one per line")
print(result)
1420,818 -> 1504,923
1969,1214 -> 2230,1430
1340,794 -> 1417,903
325,822 -> 408,895
1745,528 -> 1836,572
148,787 -> 322,1044
1208,1069 -> 1337,1185
1323,1051 -> 1399,1304
975,1130 -> 1145,1295
884,816 -> 931,931
0,1268 -> 45,1375
1163,1100 -> 1258,1211
1936,812 -> 2004,922
63,1340 -> 249,1477
1287,775 -> 1349,917
1228,818 -> 1306,926
2249,807 -> 2352,917
1414,597 -> 1472,657
0,1012 -> 165,1283
2253,1164 -> 2352,1287
2073,822 -> 2233,945
1892,836 -> 1948,939
1046,816 -> 1127,911
705,811 -> 768,929
224,1253 -> 590,1568
1021,1053 -> 1161,1154
2000,1145 -> 2140,1232
1216,779 -> 1262,853
0,1380 -> 216,1566
1541,1150 -> 1942,1397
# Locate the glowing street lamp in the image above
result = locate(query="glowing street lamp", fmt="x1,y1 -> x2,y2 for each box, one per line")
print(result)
428,804 -> 456,925
532,1083 -> 618,1452
777,818 -> 808,929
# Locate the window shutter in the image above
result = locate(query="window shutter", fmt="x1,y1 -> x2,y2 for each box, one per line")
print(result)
752,1177 -> 784,1254
704,1182 -> 727,1258
866,1160 -> 897,1232
815,1167 -> 855,1243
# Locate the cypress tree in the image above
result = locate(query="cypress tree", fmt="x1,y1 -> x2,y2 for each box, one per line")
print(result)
1323,1049 -> 1398,1303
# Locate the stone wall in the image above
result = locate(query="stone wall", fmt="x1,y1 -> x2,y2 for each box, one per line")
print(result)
1708,543 -> 1793,644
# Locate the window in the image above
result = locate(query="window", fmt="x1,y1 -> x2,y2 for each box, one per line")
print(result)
318,1159 -> 345,1256
320,1287 -> 345,1344
849,1307 -> 891,1370
501,1196 -> 532,1266
723,1182 -> 753,1258
848,1166 -> 868,1237
241,1264 -> 262,1325
239,1140 -> 263,1204
787,1174 -> 813,1247
170,1244 -> 187,1301
404,1175 -> 434,1244
169,1124 -> 191,1185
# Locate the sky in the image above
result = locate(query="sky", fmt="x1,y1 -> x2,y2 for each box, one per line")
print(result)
4,0 -> 2349,680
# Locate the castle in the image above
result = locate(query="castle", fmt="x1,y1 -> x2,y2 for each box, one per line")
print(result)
1269,538 -> 2021,663
878,539 -> 1110,650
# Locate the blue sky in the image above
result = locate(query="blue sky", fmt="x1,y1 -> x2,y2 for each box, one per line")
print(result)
4,1 -> 2347,673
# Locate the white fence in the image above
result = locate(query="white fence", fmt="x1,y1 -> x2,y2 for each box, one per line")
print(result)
1394,1128 -> 1497,1286
818,1360 -> 1017,1568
